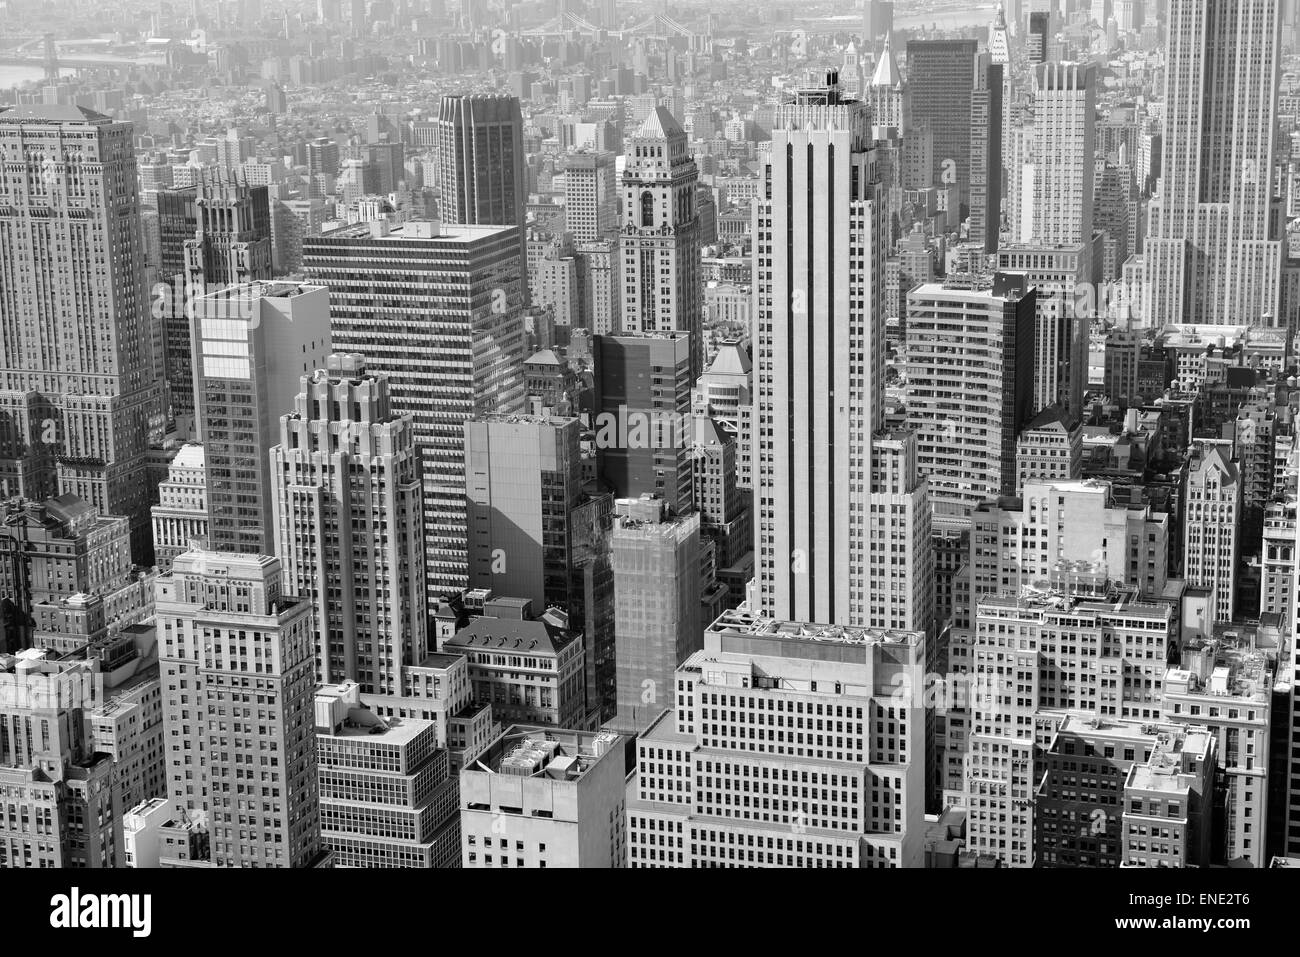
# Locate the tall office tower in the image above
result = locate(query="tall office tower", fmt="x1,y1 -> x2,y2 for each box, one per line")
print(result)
191,281 -> 332,556
905,274 -> 1036,529
619,108 -> 704,378
564,148 -> 618,242
304,220 -> 527,602
752,75 -> 886,626
172,173 -> 274,424
1093,161 -> 1134,282
271,354 -> 426,694
968,56 -> 1004,255
0,652 -> 122,867
150,442 -> 209,572
1162,642 -> 1273,867
1028,11 -> 1050,62
1289,586 -> 1300,858
0,106 -> 163,561
626,610 -> 928,868
1183,443 -> 1242,623
306,137 -> 340,200
156,550 -> 322,867
964,566 -> 1175,867
1145,0 -> 1285,327
693,341 -> 753,488
970,478 -> 1170,603
595,332 -> 694,516
906,40 -> 978,214
0,494 -> 154,655
464,413 -> 584,610
863,0 -> 894,42
314,681 -> 461,867
434,95 -> 527,278
997,239 -> 1099,418
864,40 -> 904,132
610,495 -> 701,735
460,726 -> 627,868
1028,63 -> 1096,246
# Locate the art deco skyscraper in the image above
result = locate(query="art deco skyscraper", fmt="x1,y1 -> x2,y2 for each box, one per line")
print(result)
0,106 -> 163,560
271,354 -> 427,695
619,108 -> 704,377
1144,0 -> 1285,326
752,74 -> 887,626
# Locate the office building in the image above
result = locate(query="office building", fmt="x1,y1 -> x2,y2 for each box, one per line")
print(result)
439,596 -> 586,730
433,95 -> 527,276
906,274 -> 1036,527
564,148 -> 618,242
0,105 -> 163,561
619,108 -> 704,376
1183,444 -> 1241,623
460,726 -> 626,868
315,681 -> 461,867
595,332 -> 694,516
1027,63 -> 1097,247
270,354 -> 426,694
155,550 -> 322,867
1145,0 -> 1285,327
610,496 -> 701,734
1120,729 -> 1215,868
0,652 -> 122,867
191,281 -> 332,556
752,74 -> 888,626
905,40 -> 978,212
968,55 -> 1003,255
150,443 -> 209,572
626,610 -> 928,868
304,220 -> 527,601
465,414 -> 584,612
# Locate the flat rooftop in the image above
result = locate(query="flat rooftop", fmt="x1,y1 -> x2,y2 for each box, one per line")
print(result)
706,608 -> 922,648
315,220 -> 516,243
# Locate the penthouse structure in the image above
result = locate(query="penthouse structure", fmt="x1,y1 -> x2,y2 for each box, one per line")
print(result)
150,443 -> 208,572
626,610 -> 928,868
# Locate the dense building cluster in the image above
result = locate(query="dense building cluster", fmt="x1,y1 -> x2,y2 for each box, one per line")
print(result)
2,0 -> 1300,871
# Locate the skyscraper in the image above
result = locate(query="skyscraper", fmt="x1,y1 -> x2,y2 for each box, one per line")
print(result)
619,108 -> 704,377
0,106 -> 163,560
1027,63 -> 1097,247
905,40 -> 978,213
595,332 -> 694,516
434,95 -> 527,278
159,172 -> 273,425
304,220 -> 527,602
968,55 -> 1004,255
271,354 -> 427,694
191,281 -> 332,556
156,550 -> 322,867
626,610 -> 929,868
563,148 -> 618,242
610,495 -> 701,734
752,74 -> 887,626
1144,0 -> 1285,327
905,274 -> 1036,527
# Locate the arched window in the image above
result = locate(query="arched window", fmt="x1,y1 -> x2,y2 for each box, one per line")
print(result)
641,190 -> 654,227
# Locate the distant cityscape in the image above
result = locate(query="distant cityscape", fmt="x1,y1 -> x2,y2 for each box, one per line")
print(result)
0,0 -> 1298,872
